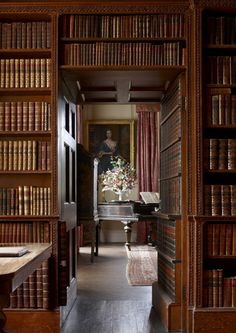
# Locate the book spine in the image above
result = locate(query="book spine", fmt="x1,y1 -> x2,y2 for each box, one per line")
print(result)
221,185 -> 231,216
228,139 -> 236,170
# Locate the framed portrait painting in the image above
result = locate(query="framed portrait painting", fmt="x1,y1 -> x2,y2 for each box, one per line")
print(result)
85,120 -> 135,175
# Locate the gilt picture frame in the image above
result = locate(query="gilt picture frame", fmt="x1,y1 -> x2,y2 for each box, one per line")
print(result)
85,120 -> 135,174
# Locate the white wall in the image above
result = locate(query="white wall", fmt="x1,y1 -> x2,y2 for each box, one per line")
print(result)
82,104 -> 138,243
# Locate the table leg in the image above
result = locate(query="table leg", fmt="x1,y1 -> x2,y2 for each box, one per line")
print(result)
0,294 -> 10,333
122,221 -> 133,251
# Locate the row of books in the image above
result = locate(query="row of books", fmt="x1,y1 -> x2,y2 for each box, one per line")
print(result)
0,186 -> 51,216
207,223 -> 236,256
207,56 -> 236,85
61,13 -> 185,39
0,101 -> 51,132
207,92 -> 236,126
160,108 -> 181,151
62,42 -> 184,67
160,177 -> 181,215
9,261 -> 50,309
160,141 -> 181,179
204,139 -> 236,171
206,16 -> 236,45
158,252 -> 176,300
0,140 -> 51,171
156,218 -> 176,258
203,269 -> 236,308
160,81 -> 181,121
0,58 -> 51,89
205,184 -> 236,216
0,221 -> 50,243
0,21 -> 51,50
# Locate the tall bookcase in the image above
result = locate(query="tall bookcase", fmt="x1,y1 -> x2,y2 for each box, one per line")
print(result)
0,11 -> 61,332
190,4 -> 236,333
153,73 -> 186,331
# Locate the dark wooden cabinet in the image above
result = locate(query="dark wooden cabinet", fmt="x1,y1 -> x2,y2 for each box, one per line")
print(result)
77,143 -> 98,221
77,144 -> 99,260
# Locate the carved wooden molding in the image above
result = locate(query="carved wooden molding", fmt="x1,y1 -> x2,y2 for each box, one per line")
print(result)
195,0 -> 236,8
185,8 -> 194,215
196,220 -> 202,306
0,3 -> 190,15
194,7 -> 203,215
52,15 -> 58,215
0,6 -> 56,14
57,4 -> 189,15
188,217 -> 194,306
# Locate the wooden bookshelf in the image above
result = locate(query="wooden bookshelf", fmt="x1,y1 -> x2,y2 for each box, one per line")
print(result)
59,12 -> 187,105
0,11 -> 61,332
159,74 -> 185,215
152,72 -> 186,331
191,4 -> 236,333
152,212 -> 182,331
190,216 -> 236,332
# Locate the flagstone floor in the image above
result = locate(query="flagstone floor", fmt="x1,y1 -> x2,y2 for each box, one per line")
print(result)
61,243 -> 168,333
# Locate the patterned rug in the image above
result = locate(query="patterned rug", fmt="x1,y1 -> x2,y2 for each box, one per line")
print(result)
126,245 -> 157,286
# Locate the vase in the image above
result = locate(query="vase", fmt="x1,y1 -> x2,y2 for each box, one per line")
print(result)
118,192 -> 123,201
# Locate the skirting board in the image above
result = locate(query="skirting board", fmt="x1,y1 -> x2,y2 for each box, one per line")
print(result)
152,281 -> 182,332
192,309 -> 236,333
4,310 -> 60,333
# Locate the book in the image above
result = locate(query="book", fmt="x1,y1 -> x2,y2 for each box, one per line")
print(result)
0,246 -> 29,257
140,192 -> 160,204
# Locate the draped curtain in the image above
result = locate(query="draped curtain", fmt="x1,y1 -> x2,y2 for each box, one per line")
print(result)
136,104 -> 160,243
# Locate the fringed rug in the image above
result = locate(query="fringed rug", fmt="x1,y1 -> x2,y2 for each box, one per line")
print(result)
126,245 -> 157,286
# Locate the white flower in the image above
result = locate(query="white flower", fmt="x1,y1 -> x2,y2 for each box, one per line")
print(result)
99,156 -> 136,194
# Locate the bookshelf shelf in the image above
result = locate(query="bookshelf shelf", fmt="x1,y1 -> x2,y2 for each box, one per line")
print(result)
0,215 -> 58,222
0,131 -> 51,136
207,255 -> 236,260
206,84 -> 236,88
0,88 -> 51,95
205,170 -> 236,174
0,171 -> 52,174
0,49 -> 51,57
60,36 -> 186,43
60,64 -> 187,71
205,44 -> 236,50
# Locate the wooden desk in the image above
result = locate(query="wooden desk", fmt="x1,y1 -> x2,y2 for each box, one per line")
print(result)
0,243 -> 52,333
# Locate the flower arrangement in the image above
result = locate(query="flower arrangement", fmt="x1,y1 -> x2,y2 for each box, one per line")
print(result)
99,156 -> 137,200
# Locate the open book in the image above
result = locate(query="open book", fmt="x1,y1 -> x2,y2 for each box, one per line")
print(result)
0,246 -> 29,257
140,192 -> 160,204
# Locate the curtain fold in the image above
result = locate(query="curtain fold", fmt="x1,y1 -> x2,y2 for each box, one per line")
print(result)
136,105 -> 160,243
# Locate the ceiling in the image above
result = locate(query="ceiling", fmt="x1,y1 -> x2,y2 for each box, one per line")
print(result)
60,67 -> 184,104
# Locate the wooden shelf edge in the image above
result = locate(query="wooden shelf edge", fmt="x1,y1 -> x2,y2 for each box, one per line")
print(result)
60,65 -> 187,71
0,215 -> 59,221
60,37 -> 186,43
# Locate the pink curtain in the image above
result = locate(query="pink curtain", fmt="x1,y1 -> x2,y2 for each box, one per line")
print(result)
136,104 -> 160,243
